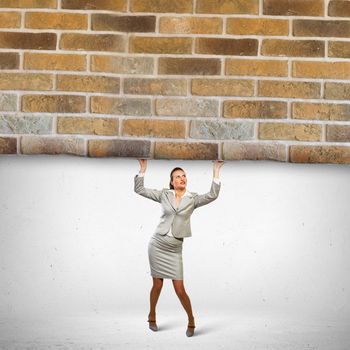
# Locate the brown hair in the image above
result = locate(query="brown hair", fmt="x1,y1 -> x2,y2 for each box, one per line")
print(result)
169,167 -> 185,189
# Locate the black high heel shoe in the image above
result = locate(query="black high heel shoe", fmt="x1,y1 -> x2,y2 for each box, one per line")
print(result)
186,319 -> 195,337
147,317 -> 158,331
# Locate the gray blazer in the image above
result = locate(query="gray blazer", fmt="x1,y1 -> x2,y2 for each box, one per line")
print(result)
134,174 -> 221,238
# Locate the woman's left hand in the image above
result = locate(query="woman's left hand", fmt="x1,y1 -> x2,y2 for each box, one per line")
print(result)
213,160 -> 225,171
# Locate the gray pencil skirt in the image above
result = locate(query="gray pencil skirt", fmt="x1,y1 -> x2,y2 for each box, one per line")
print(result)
148,233 -> 184,280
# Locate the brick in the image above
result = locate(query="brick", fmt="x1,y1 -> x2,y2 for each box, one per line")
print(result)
24,53 -> 86,71
60,33 -> 126,52
0,12 -> 21,28
0,32 -> 56,50
328,1 -> 350,17
156,98 -> 218,117
0,52 -> 19,69
196,0 -> 258,14
25,12 -> 87,30
130,0 -> 192,13
129,36 -> 192,54
0,0 -> 56,8
88,139 -> 151,158
159,57 -> 221,75
262,39 -> 324,57
223,142 -> 287,161
196,38 -> 258,56
293,20 -> 350,38
226,59 -> 288,77
57,116 -> 118,136
21,136 -> 85,155
326,125 -> 350,142
61,0 -> 126,11
92,14 -> 155,33
91,55 -> 153,74
324,83 -> 350,100
292,102 -> 350,121
259,122 -> 321,141
122,119 -> 186,138
223,100 -> 287,119
227,18 -> 288,36
263,0 -> 324,16
329,41 -> 350,58
159,16 -> 222,34
290,145 -> 350,163
57,75 -> 120,93
154,141 -> 219,160
0,115 -> 52,134
0,93 -> 17,111
0,137 -> 16,154
190,120 -> 254,140
258,81 -> 321,99
91,96 -> 151,116
293,61 -> 350,79
191,79 -> 254,96
22,95 -> 85,113
0,73 -> 53,91
124,78 -> 187,96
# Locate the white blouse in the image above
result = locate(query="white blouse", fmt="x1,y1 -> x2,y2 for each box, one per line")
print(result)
137,172 -> 221,237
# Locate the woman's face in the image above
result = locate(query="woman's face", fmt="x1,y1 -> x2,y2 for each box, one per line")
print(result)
171,170 -> 187,190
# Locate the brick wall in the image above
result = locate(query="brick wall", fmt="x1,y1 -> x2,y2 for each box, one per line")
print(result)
0,0 -> 350,163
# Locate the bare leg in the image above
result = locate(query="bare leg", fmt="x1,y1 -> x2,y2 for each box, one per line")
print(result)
172,279 -> 195,327
148,277 -> 163,325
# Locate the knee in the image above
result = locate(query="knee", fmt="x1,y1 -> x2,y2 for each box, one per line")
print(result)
175,288 -> 186,298
153,281 -> 163,291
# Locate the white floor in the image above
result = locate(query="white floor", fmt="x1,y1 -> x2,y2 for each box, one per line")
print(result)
1,310 -> 349,350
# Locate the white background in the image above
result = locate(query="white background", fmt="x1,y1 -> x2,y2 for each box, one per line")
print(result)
0,156 -> 349,348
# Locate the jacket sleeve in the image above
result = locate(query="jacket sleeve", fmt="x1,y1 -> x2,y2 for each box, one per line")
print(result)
134,174 -> 163,203
193,179 -> 221,209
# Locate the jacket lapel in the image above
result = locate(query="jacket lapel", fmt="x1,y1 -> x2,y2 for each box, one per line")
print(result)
166,190 -> 193,211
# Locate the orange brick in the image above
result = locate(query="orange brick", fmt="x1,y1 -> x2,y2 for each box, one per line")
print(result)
60,33 -> 126,52
223,100 -> 287,119
292,102 -> 350,121
57,75 -> 120,93
227,18 -> 288,35
326,125 -> 350,142
324,83 -> 350,100
196,0 -> 258,14
122,119 -> 186,138
25,12 -> 87,30
61,0 -> 126,11
0,73 -> 53,90
0,0 -> 57,8
24,53 -> 86,71
154,141 -> 219,160
226,59 -> 288,77
259,122 -> 321,141
0,137 -> 16,154
124,78 -> 187,96
0,12 -> 21,28
130,0 -> 192,13
264,0 -> 324,16
258,81 -> 321,99
57,116 -> 118,136
191,79 -> 254,96
262,39 -> 324,57
293,61 -> 350,79
293,19 -> 350,38
129,36 -> 192,54
159,16 -> 222,34
290,145 -> 350,163
22,95 -> 85,113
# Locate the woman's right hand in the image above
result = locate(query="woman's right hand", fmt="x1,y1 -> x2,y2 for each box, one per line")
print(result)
138,158 -> 147,173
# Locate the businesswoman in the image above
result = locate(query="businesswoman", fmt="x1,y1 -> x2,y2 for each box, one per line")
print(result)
134,159 -> 224,337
